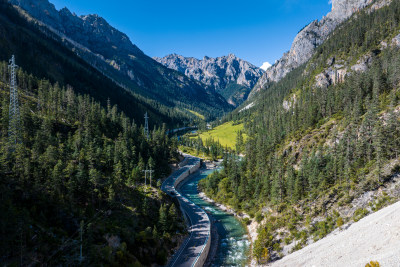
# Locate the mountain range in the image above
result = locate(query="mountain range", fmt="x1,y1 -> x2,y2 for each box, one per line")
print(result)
8,0 -> 232,121
154,54 -> 264,106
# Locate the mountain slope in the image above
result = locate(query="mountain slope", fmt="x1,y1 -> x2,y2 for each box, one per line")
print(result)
271,199 -> 400,266
154,54 -> 264,106
0,0 -> 177,127
0,58 -> 185,266
250,0 -> 389,97
200,0 -> 400,264
9,0 -> 232,120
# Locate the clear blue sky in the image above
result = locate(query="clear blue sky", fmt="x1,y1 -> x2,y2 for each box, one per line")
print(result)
50,0 -> 331,67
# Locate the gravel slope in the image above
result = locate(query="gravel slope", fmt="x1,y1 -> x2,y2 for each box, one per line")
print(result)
269,201 -> 400,267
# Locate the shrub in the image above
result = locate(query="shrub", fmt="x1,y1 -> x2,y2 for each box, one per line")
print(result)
255,211 -> 264,223
242,217 -> 251,225
353,208 -> 369,222
391,164 -> 400,175
273,242 -> 282,252
336,217 -> 344,227
284,236 -> 293,245
365,261 -> 380,267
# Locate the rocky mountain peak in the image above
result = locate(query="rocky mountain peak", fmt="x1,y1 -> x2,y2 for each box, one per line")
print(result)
250,0 -> 378,97
329,0 -> 372,20
154,54 -> 264,106
9,0 -> 142,55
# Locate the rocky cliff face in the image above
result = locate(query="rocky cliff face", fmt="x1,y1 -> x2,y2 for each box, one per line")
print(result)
154,54 -> 263,106
250,0 -> 376,97
8,0 -> 232,118
9,0 -> 141,55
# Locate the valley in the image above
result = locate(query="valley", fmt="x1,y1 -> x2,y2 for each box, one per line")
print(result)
1,0 -> 400,266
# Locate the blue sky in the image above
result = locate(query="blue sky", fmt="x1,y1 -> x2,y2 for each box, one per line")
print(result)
50,0 -> 331,67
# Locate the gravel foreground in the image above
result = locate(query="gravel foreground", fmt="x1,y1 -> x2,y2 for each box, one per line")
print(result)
269,201 -> 400,267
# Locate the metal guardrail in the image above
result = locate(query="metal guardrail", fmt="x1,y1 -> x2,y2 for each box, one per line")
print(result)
162,157 -> 211,267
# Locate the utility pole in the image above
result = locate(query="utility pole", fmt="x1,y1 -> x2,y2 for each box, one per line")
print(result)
8,55 -> 21,151
144,112 -> 149,140
142,169 -> 154,187
148,170 -> 154,186
142,170 -> 148,186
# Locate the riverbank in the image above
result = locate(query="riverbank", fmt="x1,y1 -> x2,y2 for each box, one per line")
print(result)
180,162 -> 250,266
197,161 -> 256,266
198,191 -> 260,266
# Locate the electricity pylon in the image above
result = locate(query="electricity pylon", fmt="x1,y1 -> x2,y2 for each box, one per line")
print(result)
144,112 -> 149,140
8,55 -> 21,151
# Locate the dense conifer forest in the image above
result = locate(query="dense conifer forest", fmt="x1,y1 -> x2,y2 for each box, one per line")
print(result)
0,65 -> 185,266
200,0 -> 400,262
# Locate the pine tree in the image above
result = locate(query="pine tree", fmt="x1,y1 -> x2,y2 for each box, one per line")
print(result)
159,204 -> 168,233
373,119 -> 384,184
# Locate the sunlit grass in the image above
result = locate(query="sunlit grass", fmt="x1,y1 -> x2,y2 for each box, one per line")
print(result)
195,122 -> 247,149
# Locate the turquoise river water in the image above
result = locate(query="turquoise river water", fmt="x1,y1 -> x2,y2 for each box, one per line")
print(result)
179,168 -> 250,266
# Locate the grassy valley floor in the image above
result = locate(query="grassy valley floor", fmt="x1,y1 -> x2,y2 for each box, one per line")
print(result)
193,122 -> 247,150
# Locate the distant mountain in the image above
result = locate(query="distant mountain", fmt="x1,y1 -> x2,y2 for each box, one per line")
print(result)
8,0 -> 231,120
250,0 -> 383,97
154,54 -> 264,106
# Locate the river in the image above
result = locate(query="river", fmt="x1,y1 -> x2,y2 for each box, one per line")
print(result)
179,167 -> 250,266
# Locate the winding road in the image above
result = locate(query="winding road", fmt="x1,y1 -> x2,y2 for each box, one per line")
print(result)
161,156 -> 211,267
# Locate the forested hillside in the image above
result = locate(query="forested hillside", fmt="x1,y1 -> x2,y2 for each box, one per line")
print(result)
7,0 -> 232,122
0,0 -> 228,127
200,0 -> 400,263
0,64 -> 185,266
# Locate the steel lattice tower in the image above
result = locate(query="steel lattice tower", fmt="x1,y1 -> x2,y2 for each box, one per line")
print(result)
144,112 -> 149,140
8,55 -> 21,149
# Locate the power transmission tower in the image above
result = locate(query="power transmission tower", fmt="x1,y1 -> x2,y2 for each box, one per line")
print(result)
8,55 -> 21,151
144,112 -> 149,140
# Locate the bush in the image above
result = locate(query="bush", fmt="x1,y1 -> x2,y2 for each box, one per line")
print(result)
255,211 -> 264,223
284,236 -> 293,245
365,261 -> 380,267
353,208 -> 369,222
336,217 -> 344,227
273,242 -> 282,252
391,164 -> 400,175
242,217 -> 251,225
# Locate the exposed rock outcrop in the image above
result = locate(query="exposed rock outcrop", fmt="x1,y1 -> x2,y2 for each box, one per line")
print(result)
351,54 -> 373,72
250,0 -> 380,97
391,33 -> 400,47
154,54 -> 263,106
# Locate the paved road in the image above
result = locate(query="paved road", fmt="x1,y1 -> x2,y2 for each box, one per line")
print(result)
162,156 -> 211,267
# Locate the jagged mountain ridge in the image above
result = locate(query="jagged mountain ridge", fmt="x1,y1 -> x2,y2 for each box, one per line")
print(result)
250,0 -> 389,97
0,0 -> 177,126
9,0 -> 232,119
154,53 -> 264,106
